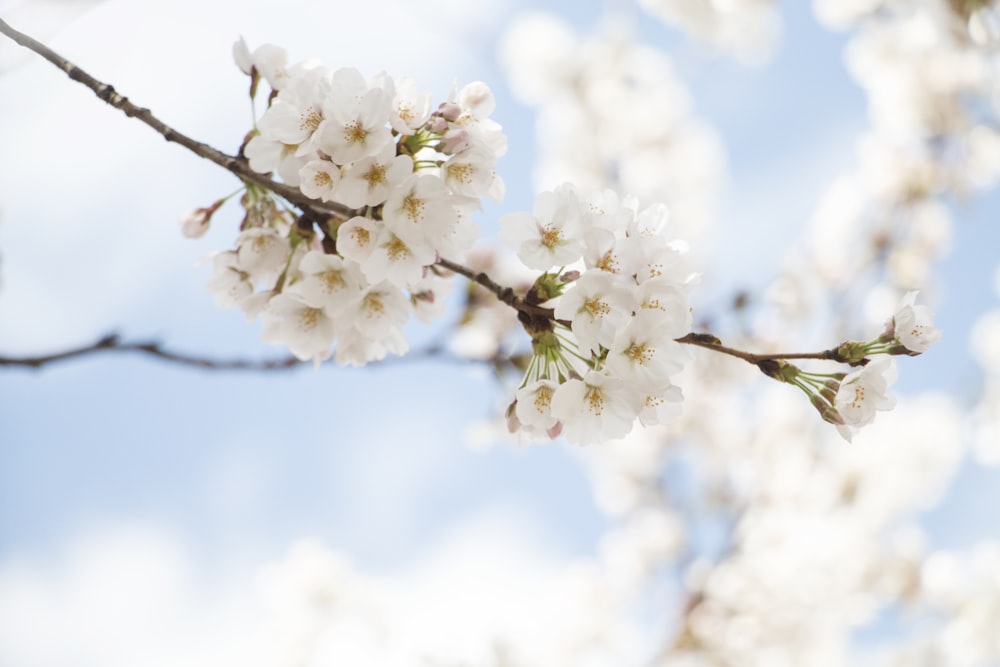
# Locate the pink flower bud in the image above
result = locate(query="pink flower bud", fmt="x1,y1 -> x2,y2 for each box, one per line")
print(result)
438,128 -> 470,154
435,102 -> 462,122
425,116 -> 448,133
181,208 -> 212,238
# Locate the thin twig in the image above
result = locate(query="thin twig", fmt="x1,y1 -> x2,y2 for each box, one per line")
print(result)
436,257 -> 569,325
0,334 -> 503,372
0,334 -> 302,371
675,333 -> 841,365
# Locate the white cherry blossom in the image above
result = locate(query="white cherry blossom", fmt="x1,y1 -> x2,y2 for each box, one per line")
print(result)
499,184 -> 587,270
382,174 -> 458,250
260,292 -> 336,363
551,371 -> 635,445
835,356 -> 898,441
205,251 -> 252,309
297,159 -> 342,202
335,143 -> 413,208
390,77 -> 432,133
319,68 -> 393,164
236,227 -> 291,288
890,290 -> 942,353
284,251 -> 363,314
604,319 -> 687,392
554,271 -> 634,355
514,379 -> 562,437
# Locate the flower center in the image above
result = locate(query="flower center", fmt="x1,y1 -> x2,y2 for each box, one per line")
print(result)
385,235 -> 411,262
626,343 -> 654,366
300,107 -> 322,132
584,386 -> 605,416
345,121 -> 368,145
364,163 -> 387,188
298,307 -> 322,331
319,269 -> 345,292
540,225 -> 562,250
403,196 -> 425,223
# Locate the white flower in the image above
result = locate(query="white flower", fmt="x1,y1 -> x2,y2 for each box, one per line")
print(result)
408,272 -> 453,324
891,290 -> 942,353
554,271 -> 634,355
442,145 -> 501,200
334,322 -> 408,366
451,81 -> 507,157
236,228 -> 291,288
499,185 -> 587,270
550,371 -> 635,445
632,383 -> 683,427
261,292 -> 336,363
835,356 -> 898,441
257,71 -> 329,150
514,379 -> 561,436
232,37 -> 254,76
298,159 -> 342,201
205,251 -> 252,309
319,68 -> 393,164
335,216 -> 380,265
244,133 -> 309,186
390,78 -> 432,133
605,319 -> 687,392
233,38 -> 290,89
336,143 -> 413,208
345,282 -> 411,340
633,278 -> 691,335
357,227 -> 436,289
284,251 -> 363,314
382,174 -> 458,250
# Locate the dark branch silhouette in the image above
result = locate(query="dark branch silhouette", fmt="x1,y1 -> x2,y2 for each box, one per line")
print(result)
0,334 -> 303,371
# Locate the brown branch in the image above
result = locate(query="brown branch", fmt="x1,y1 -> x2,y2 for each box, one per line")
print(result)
0,334 -> 303,371
436,257 -> 572,327
0,333 -> 525,373
0,17 -> 851,376
674,332 -> 841,365
0,16 -> 353,224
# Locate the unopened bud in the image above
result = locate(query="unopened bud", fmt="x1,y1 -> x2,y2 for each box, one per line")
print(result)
818,380 -> 840,404
810,393 -> 844,425
836,341 -> 870,364
181,200 -> 223,239
505,400 -> 521,434
439,128 -> 470,154
435,102 -> 462,122
425,116 -> 448,133
559,270 -> 581,283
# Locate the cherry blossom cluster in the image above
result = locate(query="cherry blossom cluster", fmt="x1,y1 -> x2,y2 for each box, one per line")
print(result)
774,290 -> 942,441
196,40 -> 506,365
499,184 -> 696,445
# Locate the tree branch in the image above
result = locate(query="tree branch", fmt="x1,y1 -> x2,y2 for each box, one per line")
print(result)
674,332 -> 841,365
0,16 -> 352,224
0,333 -> 509,372
0,333 -> 303,371
0,17 -> 851,377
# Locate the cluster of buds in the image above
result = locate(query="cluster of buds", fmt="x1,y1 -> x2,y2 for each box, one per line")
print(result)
766,291 -> 942,441
198,40 -> 506,365
499,184 -> 696,445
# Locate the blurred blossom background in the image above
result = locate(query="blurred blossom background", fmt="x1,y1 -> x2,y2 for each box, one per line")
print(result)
2,0 -> 1000,664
